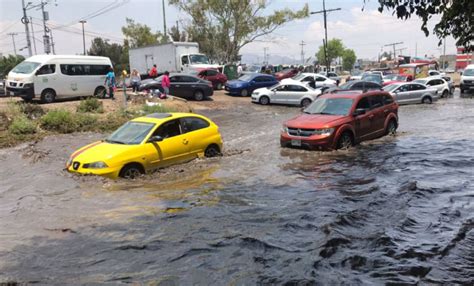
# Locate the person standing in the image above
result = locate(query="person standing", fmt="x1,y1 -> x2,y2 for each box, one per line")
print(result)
237,64 -> 243,76
149,64 -> 158,78
130,68 -> 141,93
161,71 -> 170,99
105,67 -> 116,100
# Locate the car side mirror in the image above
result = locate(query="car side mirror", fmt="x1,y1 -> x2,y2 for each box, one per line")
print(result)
459,72 -> 463,75
353,108 -> 366,116
148,135 -> 163,143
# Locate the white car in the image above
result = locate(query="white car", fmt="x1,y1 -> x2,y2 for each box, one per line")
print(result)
251,81 -> 321,107
282,73 -> 336,89
383,82 -> 439,105
412,77 -> 450,98
428,70 -> 446,77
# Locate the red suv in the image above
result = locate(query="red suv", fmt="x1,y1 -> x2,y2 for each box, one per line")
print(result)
281,91 -> 398,150
197,68 -> 228,90
275,68 -> 299,81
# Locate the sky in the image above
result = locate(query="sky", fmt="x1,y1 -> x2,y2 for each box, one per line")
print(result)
0,0 -> 459,63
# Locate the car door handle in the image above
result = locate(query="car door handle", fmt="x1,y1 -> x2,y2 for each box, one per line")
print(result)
182,139 -> 188,145
175,85 -> 180,87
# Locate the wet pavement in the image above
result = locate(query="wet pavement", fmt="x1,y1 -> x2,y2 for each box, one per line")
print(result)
0,91 -> 473,284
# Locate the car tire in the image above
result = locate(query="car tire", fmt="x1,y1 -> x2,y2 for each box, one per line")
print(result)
259,96 -> 270,105
385,119 -> 398,135
119,163 -> 144,179
422,96 -> 432,104
40,89 -> 56,104
216,83 -> 223,90
204,144 -> 221,157
336,132 -> 353,150
194,90 -> 204,101
301,98 -> 312,107
94,86 -> 106,98
240,89 -> 248,97
442,90 -> 449,98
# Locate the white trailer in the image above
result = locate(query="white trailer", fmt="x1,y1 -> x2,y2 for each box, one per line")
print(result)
129,42 -> 218,75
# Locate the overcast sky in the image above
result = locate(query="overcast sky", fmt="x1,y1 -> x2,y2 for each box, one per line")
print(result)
0,0 -> 458,62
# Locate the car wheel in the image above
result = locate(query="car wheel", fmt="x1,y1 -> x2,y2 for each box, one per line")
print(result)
259,96 -> 270,105
40,89 -> 56,104
442,90 -> 449,98
301,98 -> 312,107
240,89 -> 248,97
204,144 -> 221,157
216,83 -> 223,90
386,119 -> 398,135
194,90 -> 204,101
119,164 -> 144,179
337,132 -> 353,150
422,96 -> 432,104
94,86 -> 106,98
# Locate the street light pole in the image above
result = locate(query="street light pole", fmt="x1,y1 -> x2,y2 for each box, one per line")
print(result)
7,33 -> 18,56
79,20 -> 87,55
21,0 -> 33,57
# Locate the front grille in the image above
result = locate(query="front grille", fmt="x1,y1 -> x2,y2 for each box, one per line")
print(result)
464,80 -> 472,84
288,127 -> 316,137
10,82 -> 17,87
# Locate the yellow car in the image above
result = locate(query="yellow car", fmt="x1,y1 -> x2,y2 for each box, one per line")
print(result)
66,112 -> 223,179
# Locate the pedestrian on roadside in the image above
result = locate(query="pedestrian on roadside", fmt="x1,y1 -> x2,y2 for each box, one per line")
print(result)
130,68 -> 141,93
237,64 -> 243,76
149,64 -> 158,78
105,67 -> 116,100
161,71 -> 170,99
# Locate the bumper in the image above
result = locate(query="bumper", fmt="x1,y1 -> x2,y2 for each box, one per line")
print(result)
225,86 -> 242,95
460,83 -> 474,91
6,85 -> 35,98
280,132 -> 335,151
67,163 -> 121,179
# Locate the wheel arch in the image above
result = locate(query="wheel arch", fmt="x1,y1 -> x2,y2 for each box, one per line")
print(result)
333,125 -> 355,148
119,162 -> 145,174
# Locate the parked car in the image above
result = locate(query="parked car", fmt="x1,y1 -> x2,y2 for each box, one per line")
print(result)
347,70 -> 363,81
440,76 -> 455,94
282,73 -> 336,90
319,72 -> 341,85
251,81 -> 321,107
138,73 -> 213,101
361,72 -> 383,85
67,112 -> 223,179
225,73 -> 279,96
0,79 -> 5,96
280,90 -> 398,150
412,77 -> 450,98
382,74 -> 413,86
197,68 -> 227,90
275,68 -> 299,81
428,70 -> 445,77
324,80 -> 382,94
383,82 -> 439,104
460,64 -> 474,94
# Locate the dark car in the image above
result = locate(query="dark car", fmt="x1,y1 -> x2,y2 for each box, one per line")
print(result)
275,68 -> 299,81
324,80 -> 382,94
225,73 -> 279,96
197,68 -> 227,90
138,74 -> 213,101
361,73 -> 383,85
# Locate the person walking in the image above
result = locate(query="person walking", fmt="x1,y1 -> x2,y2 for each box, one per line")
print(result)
130,68 -> 141,93
149,64 -> 158,78
161,71 -> 170,99
105,67 -> 116,100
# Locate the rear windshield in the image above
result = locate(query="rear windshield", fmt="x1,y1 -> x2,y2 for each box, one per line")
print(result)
11,61 -> 41,74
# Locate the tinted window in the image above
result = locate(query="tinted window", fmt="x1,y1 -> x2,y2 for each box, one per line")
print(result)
181,117 -> 210,133
254,76 -> 270,82
59,64 -> 109,76
60,64 -> 83,76
366,82 -> 381,89
37,64 -> 56,75
181,56 -> 189,65
301,76 -> 313,82
170,76 -> 181,82
352,82 -> 364,89
397,85 -> 410,92
90,65 -> 110,75
181,76 -> 199,82
288,85 -> 307,92
370,95 -> 384,109
315,76 -> 326,82
383,94 -> 394,105
207,70 -> 218,76
356,97 -> 370,110
410,84 -> 425,90
154,120 -> 182,139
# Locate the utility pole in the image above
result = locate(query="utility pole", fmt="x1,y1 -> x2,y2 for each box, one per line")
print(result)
263,47 -> 269,65
21,0 -> 33,57
49,29 -> 55,54
300,40 -> 306,65
384,41 -> 403,66
442,37 -> 446,71
162,0 -> 167,41
30,17 -> 37,55
310,0 -> 341,74
40,0 -> 51,54
7,33 -> 18,56
79,20 -> 87,55
415,42 -> 417,57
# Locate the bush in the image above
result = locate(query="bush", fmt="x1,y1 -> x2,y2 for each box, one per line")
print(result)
19,103 -> 45,119
76,97 -> 104,113
142,104 -> 172,114
75,113 -> 98,132
9,116 -> 37,135
97,112 -> 130,132
40,109 -> 77,133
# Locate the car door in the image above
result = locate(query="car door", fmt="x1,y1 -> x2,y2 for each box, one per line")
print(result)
368,94 -> 386,134
426,79 -> 442,93
271,85 -> 288,104
169,75 -> 183,97
353,96 -> 375,141
286,84 -> 308,105
408,83 -> 426,103
182,75 -> 201,98
33,64 -> 57,96
206,69 -> 218,85
393,84 -> 410,103
314,76 -> 327,88
180,116 -> 212,155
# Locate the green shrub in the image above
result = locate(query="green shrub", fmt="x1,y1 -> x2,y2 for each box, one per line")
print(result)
9,116 -> 37,135
142,104 -> 173,114
40,109 -> 77,133
19,103 -> 45,119
97,112 -> 130,132
75,113 -> 98,132
76,97 -> 104,113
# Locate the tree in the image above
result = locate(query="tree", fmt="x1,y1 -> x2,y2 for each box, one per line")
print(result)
316,39 -> 345,67
375,0 -> 473,51
380,51 -> 392,61
169,23 -> 187,42
342,49 -> 356,71
169,0 -> 309,63
88,38 -> 128,72
121,18 -> 167,48
0,55 -> 25,78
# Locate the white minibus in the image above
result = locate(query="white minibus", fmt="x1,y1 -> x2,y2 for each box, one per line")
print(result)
6,55 -> 112,103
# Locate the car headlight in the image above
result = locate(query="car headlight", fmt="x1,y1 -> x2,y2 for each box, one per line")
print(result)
85,161 -> 108,169
23,83 -> 33,88
253,92 -> 259,96
281,125 -> 288,133
313,128 -> 334,136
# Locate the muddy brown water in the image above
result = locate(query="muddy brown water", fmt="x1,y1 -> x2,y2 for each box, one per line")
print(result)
1,92 -> 473,284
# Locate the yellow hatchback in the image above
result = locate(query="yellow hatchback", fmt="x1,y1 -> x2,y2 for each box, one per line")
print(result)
66,112 -> 223,179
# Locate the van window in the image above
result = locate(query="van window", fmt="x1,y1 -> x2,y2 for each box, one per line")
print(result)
181,56 -> 189,65
36,64 -> 56,75
60,64 -> 110,76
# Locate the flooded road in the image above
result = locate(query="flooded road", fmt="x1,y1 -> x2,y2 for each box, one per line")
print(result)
1,92 -> 473,284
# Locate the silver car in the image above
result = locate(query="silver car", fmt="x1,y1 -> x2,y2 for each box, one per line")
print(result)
251,81 -> 321,107
383,82 -> 438,105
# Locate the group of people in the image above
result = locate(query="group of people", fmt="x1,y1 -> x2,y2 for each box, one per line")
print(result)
103,64 -> 171,100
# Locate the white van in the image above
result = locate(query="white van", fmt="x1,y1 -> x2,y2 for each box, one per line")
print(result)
6,55 -> 112,103
460,64 -> 474,94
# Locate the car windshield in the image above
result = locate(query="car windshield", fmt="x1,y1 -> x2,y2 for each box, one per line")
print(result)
11,61 -> 41,74
189,54 -> 210,64
247,65 -> 261,72
395,75 -> 407,81
106,121 -> 155,145
383,84 -> 401,92
464,69 -> 474,76
238,74 -> 253,81
292,74 -> 306,80
304,98 -> 354,116
362,74 -> 381,82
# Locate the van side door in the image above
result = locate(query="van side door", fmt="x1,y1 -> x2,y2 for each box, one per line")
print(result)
34,64 -> 57,97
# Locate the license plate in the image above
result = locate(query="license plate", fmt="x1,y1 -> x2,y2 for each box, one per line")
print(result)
291,139 -> 301,147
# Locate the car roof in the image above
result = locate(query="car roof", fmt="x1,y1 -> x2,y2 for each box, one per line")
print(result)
320,90 -> 389,99
131,112 -> 207,124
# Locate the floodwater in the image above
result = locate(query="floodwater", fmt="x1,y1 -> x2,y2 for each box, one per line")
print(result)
1,92 -> 473,284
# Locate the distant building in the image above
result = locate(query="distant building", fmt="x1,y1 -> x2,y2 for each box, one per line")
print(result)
456,47 -> 473,71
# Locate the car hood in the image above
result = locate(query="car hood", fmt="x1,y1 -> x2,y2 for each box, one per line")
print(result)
69,141 -> 137,165
285,113 -> 346,129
